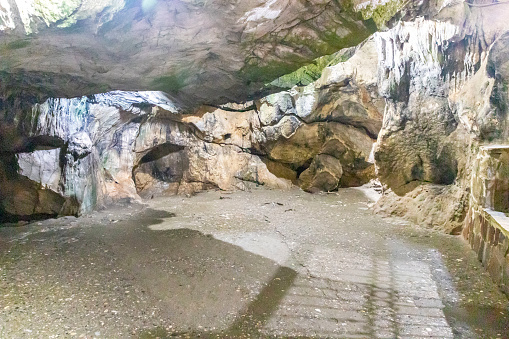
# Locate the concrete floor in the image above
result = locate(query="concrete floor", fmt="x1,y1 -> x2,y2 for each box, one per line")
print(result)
1,187 -> 508,338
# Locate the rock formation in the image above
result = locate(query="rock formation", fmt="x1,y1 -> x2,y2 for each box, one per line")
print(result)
0,42 -> 382,220
0,0 -> 382,107
372,1 -> 509,234
2,0 -> 509,293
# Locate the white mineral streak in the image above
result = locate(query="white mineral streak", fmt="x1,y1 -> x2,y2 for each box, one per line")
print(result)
31,91 -> 178,141
23,91 -> 180,213
93,91 -> 180,114
32,96 -> 89,141
17,149 -> 62,192
0,0 -> 15,30
354,0 -> 393,11
258,91 -> 296,126
14,0 -> 36,33
449,48 -> 495,135
68,131 -> 93,158
239,0 -> 282,23
262,115 -> 302,141
318,38 -> 379,88
292,83 -> 316,120
99,123 -> 140,200
374,18 -> 459,97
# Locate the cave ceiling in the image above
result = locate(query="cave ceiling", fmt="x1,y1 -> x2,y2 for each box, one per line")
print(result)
0,0 -> 395,110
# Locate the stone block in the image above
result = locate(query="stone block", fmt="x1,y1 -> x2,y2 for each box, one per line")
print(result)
481,215 -> 488,241
473,212 -> 480,231
494,228 -> 501,245
476,238 -> 484,263
486,250 -> 502,285
497,233 -> 508,263
483,242 -> 491,265
502,259 -> 509,296
488,224 -> 495,245
470,231 -> 477,250
462,211 -> 473,239
494,245 -> 508,270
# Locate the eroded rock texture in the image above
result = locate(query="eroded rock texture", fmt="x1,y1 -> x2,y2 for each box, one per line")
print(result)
0,0 -> 390,107
0,92 -> 177,220
0,38 -> 384,220
372,1 -> 509,234
2,0 -> 509,239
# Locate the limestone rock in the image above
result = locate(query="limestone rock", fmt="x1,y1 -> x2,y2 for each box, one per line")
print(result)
68,131 -> 92,160
0,1 -> 417,220
133,148 -> 187,198
0,0 -> 384,108
373,4 -> 509,231
260,116 -> 303,143
17,148 -> 61,192
257,92 -> 296,126
299,154 -> 343,192
373,17 -> 464,195
182,107 -> 260,147
0,155 -> 78,222
375,184 -> 468,234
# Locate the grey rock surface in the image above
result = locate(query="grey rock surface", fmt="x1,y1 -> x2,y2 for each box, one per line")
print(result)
0,31 -> 384,219
0,0 -> 385,107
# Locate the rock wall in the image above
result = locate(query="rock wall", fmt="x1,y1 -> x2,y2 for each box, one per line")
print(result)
463,146 -> 509,296
3,1 -> 509,238
0,41 -> 382,221
0,1 -> 499,223
373,1 -> 509,234
2,0 -> 509,297
0,91 -> 178,221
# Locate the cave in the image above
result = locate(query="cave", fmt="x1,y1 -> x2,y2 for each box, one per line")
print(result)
1,0 -> 509,337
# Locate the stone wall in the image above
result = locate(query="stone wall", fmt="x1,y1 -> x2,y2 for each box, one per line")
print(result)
463,146 -> 509,296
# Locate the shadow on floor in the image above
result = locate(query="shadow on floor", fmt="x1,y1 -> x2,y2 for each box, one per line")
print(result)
138,265 -> 300,339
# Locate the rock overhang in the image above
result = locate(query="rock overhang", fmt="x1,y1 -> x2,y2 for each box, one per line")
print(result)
0,0 -> 396,109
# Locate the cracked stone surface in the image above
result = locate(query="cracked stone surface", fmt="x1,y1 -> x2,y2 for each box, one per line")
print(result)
0,49 -> 381,219
0,0 -> 384,107
1,187 -> 508,338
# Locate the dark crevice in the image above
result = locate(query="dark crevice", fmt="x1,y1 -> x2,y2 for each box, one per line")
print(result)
0,154 -> 20,180
0,212 -> 60,224
212,103 -> 257,112
21,135 -> 65,152
260,112 -> 379,140
295,158 -> 313,177
138,143 -> 185,165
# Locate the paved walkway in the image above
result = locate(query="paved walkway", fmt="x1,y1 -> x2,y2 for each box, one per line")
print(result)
1,188 -> 508,338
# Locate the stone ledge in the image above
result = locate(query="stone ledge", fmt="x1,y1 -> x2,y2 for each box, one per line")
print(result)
484,208 -> 509,237
480,144 -> 509,151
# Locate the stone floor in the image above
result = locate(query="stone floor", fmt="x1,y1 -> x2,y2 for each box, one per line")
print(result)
1,187 -> 508,338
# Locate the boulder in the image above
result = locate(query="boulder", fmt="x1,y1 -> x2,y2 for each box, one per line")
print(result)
299,154 -> 343,192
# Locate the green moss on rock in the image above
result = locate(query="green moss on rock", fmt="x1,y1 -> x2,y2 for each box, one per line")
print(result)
152,71 -> 190,93
33,0 -> 82,26
270,48 -> 356,89
5,39 -> 31,50
358,0 -> 406,28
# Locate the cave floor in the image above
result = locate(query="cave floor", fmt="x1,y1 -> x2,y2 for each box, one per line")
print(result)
1,187 -> 509,338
